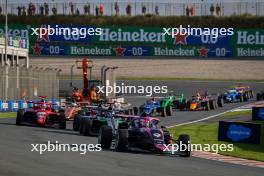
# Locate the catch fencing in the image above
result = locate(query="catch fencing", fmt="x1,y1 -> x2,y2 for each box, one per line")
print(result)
0,66 -> 60,100
3,1 -> 264,17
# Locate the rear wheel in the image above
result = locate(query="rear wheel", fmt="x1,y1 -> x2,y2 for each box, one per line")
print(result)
59,111 -> 66,129
178,134 -> 191,157
16,109 -> 24,125
160,107 -> 167,117
115,129 -> 128,152
83,119 -> 93,136
98,126 -> 113,149
166,106 -> 172,116
205,101 -> 210,111
133,107 -> 138,115
217,96 -> 224,107
256,93 -> 261,101
73,115 -> 80,131
239,94 -> 244,102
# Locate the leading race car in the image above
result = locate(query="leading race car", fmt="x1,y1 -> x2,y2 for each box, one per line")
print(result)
98,116 -> 191,157
256,91 -> 264,101
222,85 -> 253,103
16,97 -> 66,129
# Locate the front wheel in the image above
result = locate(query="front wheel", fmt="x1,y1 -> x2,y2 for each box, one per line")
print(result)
98,125 -> 113,149
178,134 -> 191,157
16,109 -> 24,125
115,129 -> 128,152
59,111 -> 66,129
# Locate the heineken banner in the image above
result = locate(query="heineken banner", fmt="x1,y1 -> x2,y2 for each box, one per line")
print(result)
30,43 -> 234,57
1,24 -> 264,57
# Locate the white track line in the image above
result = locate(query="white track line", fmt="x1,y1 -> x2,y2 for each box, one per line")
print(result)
167,103 -> 252,128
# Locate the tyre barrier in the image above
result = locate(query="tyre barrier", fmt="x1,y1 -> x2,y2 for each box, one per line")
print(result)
0,99 -> 65,112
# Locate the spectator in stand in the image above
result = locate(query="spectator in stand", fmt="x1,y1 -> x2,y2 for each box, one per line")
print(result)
84,3 -> 90,15
99,4 -> 104,15
17,6 -> 22,16
210,4 -> 215,16
76,8 -> 80,15
155,5 -> 159,15
44,3 -> 49,15
186,6 -> 190,16
27,3 -> 31,16
32,3 -> 36,15
114,2 -> 119,16
22,6 -> 26,16
39,5 -> 44,15
126,4 -> 131,16
70,2 -> 74,15
216,4 -> 221,16
142,5 -> 146,15
190,4 -> 195,16
87,3 -> 90,15
52,6 -> 57,15
95,6 -> 99,16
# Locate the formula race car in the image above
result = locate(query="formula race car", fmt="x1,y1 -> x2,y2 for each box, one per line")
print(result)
138,97 -> 174,117
223,86 -> 253,103
73,106 -> 134,136
98,116 -> 191,157
172,94 -> 187,110
16,97 -> 66,129
256,91 -> 264,101
186,93 -> 223,111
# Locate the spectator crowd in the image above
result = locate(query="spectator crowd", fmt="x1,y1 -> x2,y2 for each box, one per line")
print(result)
0,1 -> 223,17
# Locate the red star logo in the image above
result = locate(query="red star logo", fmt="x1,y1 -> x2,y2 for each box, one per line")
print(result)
198,47 -> 209,57
37,25 -> 50,42
32,43 -> 43,55
115,46 -> 126,56
173,33 -> 188,45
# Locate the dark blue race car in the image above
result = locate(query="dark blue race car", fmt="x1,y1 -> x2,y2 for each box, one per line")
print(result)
223,89 -> 247,103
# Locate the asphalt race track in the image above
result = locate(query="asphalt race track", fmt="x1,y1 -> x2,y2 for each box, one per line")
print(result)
1,80 -> 264,176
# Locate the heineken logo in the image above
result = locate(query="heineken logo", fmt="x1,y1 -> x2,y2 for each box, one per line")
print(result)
71,46 -> 112,55
0,28 -> 29,38
99,28 -> 165,43
237,31 -> 264,45
154,47 -> 195,56
237,47 -> 264,57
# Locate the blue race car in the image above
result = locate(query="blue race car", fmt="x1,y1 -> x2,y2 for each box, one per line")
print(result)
223,89 -> 247,103
138,100 -> 167,117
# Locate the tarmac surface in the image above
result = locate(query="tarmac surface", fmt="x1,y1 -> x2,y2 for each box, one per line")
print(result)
0,80 -> 264,176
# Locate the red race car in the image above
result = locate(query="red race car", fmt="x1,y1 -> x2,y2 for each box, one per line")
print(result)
16,97 -> 66,129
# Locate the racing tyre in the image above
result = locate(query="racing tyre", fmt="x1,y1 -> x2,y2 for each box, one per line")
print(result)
16,109 -> 24,125
79,117 -> 86,134
73,115 -> 80,131
239,94 -> 244,102
243,93 -> 248,102
115,129 -> 128,152
133,107 -> 138,115
205,101 -> 210,111
217,96 -> 224,107
83,119 -> 93,136
178,134 -> 191,157
248,90 -> 253,99
166,106 -> 172,116
209,100 -> 215,110
98,125 -> 113,149
256,93 -> 261,101
59,111 -> 66,129
161,107 -> 167,117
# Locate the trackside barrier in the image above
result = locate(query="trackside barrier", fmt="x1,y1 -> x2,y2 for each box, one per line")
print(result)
0,99 -> 64,112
